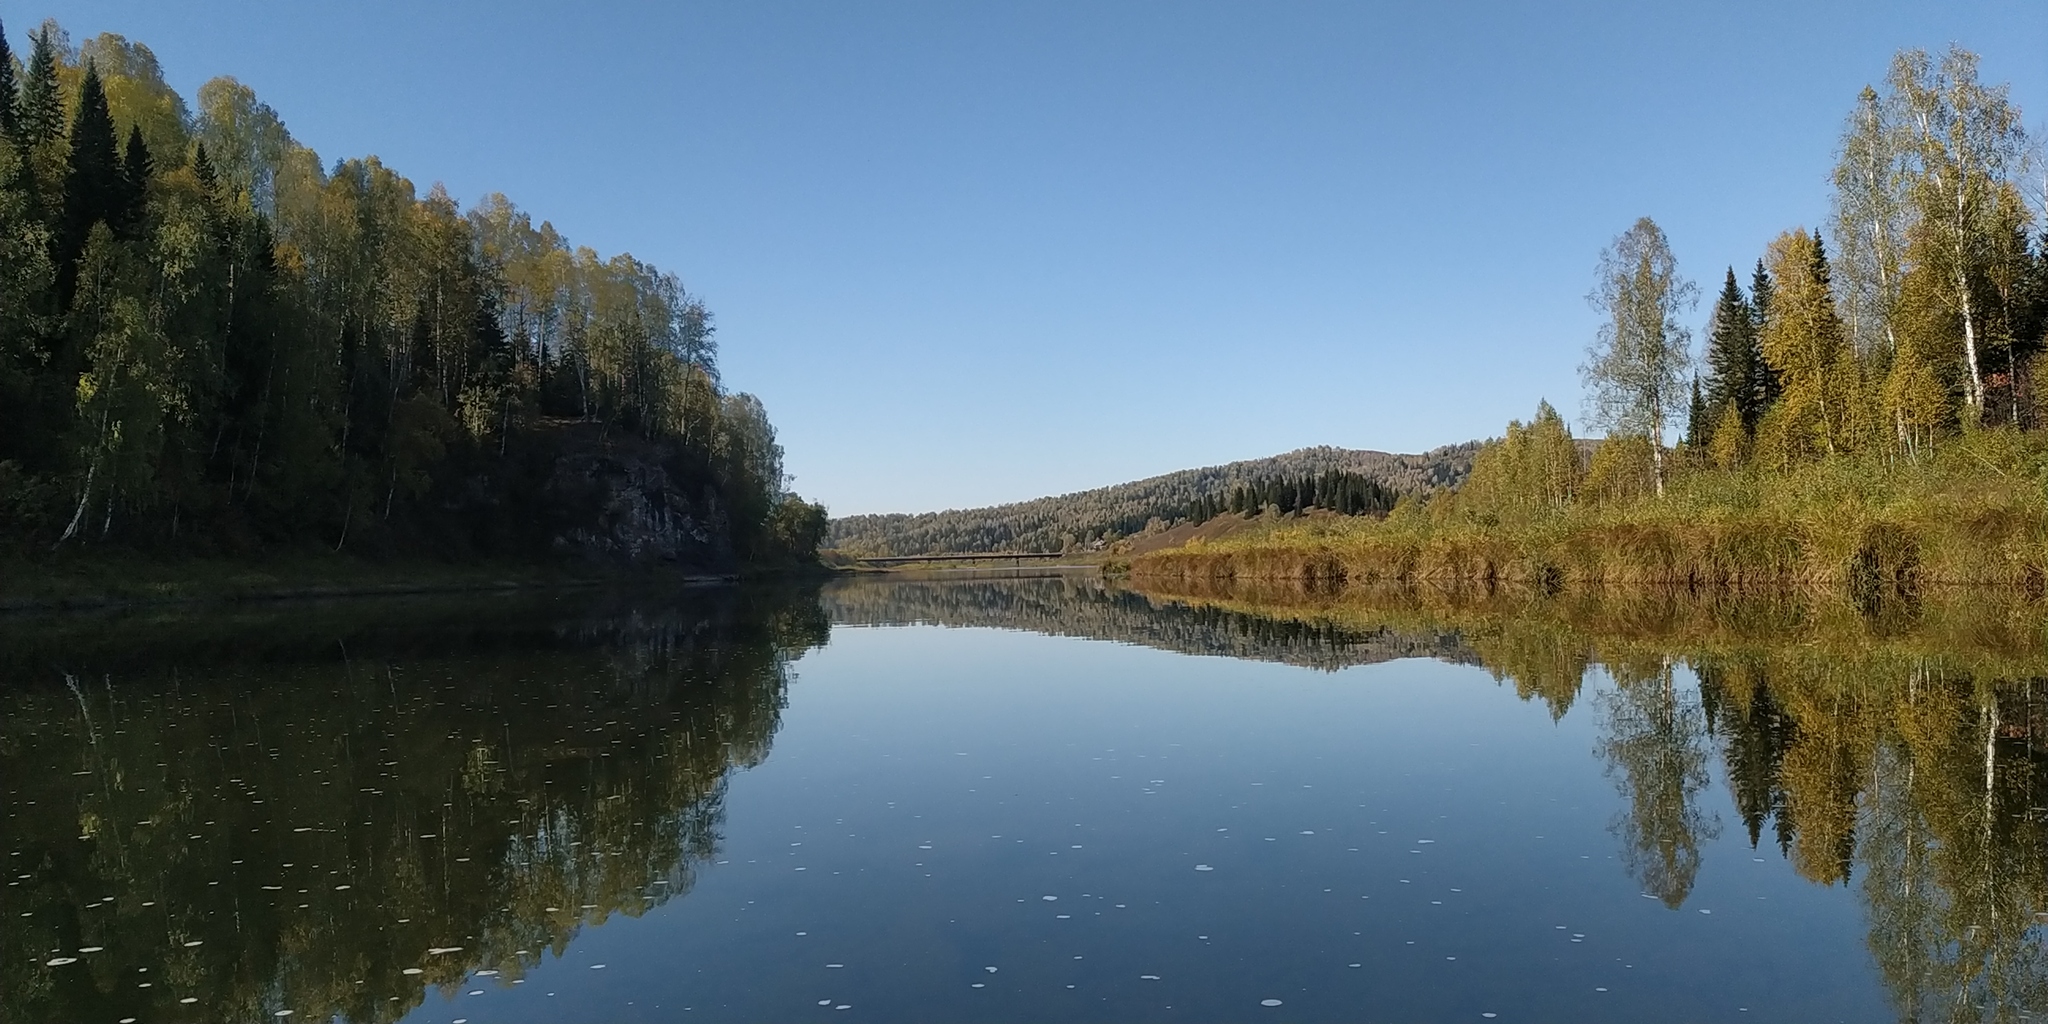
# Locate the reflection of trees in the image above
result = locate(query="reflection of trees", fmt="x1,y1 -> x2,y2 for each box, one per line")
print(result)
1597,656 -> 1720,907
1129,579 -> 2048,1020
824,575 -> 1477,671
0,585 -> 827,1024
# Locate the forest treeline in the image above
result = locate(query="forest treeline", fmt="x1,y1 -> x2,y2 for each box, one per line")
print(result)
829,443 -> 1474,556
0,20 -> 826,564
1188,469 -> 1401,522
1138,47 -> 2048,588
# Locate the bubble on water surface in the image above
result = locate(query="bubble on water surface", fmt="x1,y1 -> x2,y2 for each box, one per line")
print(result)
826,964 -> 844,969
971,983 -> 985,988
1042,895 -> 1057,901
1262,999 -> 1283,1006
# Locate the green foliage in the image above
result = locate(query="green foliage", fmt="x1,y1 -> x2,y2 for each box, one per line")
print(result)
0,20 -> 816,565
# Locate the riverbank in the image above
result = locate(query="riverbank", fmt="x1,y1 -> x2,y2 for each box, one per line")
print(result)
0,553 -> 824,612
1132,435 -> 2048,590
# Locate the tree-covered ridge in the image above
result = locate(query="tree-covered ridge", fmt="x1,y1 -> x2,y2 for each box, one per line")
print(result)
0,586 -> 829,1024
828,443 -> 1475,556
0,20 -> 825,562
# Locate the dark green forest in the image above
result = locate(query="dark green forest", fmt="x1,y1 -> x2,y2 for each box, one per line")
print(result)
0,20 -> 826,566
829,443 -> 1474,556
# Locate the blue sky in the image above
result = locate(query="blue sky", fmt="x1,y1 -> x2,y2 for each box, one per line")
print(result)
23,1 -> 2047,514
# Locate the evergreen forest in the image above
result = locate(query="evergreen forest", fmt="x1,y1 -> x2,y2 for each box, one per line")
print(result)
0,20 -> 827,566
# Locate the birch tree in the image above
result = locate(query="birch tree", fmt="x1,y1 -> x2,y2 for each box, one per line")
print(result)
1830,85 -> 1910,366
1890,46 -> 2030,412
1582,217 -> 1695,497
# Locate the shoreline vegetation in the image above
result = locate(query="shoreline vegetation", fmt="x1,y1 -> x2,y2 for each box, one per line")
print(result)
0,19 -> 828,581
1141,45 -> 2045,593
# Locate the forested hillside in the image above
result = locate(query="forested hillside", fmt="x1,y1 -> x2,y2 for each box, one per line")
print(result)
829,444 -> 1475,555
0,20 -> 827,565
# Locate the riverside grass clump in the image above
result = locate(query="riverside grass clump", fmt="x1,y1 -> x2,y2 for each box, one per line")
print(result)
1132,423 -> 2048,590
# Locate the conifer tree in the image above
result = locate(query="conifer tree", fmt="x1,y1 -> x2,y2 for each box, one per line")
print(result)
1750,259 -> 1782,407
58,62 -> 123,288
1704,268 -> 1766,430
117,124 -> 151,235
17,25 -> 62,147
0,21 -> 19,144
1684,375 -> 1707,448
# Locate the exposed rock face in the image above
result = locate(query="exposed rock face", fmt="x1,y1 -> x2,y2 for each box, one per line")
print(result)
544,434 -> 735,570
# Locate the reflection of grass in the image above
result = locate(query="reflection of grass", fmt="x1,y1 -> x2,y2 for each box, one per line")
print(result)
1126,579 -> 2048,698
1135,445 -> 2048,587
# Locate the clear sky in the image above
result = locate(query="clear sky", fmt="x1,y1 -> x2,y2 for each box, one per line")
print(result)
21,1 -> 2047,515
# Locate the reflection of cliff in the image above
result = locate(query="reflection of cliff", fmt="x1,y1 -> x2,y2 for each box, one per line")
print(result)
0,586 -> 828,1024
821,575 -> 1478,671
1131,578 -> 2048,1023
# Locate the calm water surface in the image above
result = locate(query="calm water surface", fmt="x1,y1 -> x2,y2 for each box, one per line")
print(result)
5,576 -> 2045,1022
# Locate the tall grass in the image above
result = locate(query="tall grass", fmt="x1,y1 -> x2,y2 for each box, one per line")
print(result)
1133,430 -> 2048,589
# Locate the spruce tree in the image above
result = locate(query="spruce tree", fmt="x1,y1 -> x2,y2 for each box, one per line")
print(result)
1704,268 -> 1764,430
0,21 -> 19,144
118,124 -> 152,235
1685,375 -> 1708,448
18,25 -> 61,147
60,63 -> 123,272
1750,259 -> 1782,407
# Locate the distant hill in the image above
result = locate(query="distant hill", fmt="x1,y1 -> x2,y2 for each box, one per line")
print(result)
827,443 -> 1479,556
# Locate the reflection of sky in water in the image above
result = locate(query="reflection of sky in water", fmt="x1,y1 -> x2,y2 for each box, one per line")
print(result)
415,624 -> 1877,1023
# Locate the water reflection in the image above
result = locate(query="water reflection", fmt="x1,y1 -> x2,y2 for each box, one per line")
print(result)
0,586 -> 827,1024
8,575 -> 2048,1021
1127,578 -> 2048,1022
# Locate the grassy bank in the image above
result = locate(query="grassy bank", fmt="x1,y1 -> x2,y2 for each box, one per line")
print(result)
1133,431 -> 2048,589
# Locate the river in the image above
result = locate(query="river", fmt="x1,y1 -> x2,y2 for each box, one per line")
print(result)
5,574 -> 2045,1022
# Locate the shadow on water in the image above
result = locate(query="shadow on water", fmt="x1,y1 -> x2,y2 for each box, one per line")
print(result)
11,573 -> 2048,1021
0,583 -> 828,1024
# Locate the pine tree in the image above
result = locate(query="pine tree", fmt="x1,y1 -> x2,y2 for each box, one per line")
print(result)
1703,268 -> 1767,430
59,62 -> 124,285
117,124 -> 152,235
1684,375 -> 1708,448
0,20 -> 19,144
1750,259 -> 1782,407
17,25 -> 62,147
